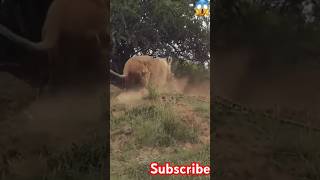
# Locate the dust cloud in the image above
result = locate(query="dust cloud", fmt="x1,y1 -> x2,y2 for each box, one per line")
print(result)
114,89 -> 147,104
171,77 -> 210,97
111,75 -> 210,106
0,74 -> 106,178
214,48 -> 320,122
23,90 -> 105,144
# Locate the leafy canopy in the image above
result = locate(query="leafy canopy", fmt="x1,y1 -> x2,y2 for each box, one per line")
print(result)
111,0 -> 210,69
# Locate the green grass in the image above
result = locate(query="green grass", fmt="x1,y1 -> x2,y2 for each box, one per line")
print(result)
124,145 -> 210,180
44,136 -> 106,180
270,128 -> 320,179
146,86 -> 160,101
2,139 -> 106,180
182,96 -> 210,120
112,103 -> 198,147
213,97 -> 320,179
111,96 -> 209,180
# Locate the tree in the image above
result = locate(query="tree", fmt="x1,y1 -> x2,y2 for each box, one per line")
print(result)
111,0 -> 210,72
215,0 -> 320,64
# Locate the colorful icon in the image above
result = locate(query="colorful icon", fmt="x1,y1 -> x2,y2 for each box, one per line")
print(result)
195,0 -> 209,17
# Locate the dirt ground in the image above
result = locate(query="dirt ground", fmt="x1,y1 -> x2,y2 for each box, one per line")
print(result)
0,72 -> 106,179
110,78 -> 210,179
213,48 -> 320,179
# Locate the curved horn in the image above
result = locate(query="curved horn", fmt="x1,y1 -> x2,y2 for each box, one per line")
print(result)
110,69 -> 126,78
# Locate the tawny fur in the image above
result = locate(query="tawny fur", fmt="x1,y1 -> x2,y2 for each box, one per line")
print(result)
0,0 -> 108,92
0,0 -> 107,51
112,55 -> 174,90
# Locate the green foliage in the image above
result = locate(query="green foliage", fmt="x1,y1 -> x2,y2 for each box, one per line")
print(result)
111,0 -> 210,67
216,0 -> 320,64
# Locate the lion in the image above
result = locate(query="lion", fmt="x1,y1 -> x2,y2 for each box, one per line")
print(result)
110,55 -> 175,91
0,0 -> 107,51
0,0 -> 108,93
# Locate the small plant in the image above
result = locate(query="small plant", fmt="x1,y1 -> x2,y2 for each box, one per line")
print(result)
146,85 -> 160,100
133,104 -> 198,147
